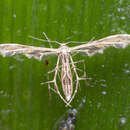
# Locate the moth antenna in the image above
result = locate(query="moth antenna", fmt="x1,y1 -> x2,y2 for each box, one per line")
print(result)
29,35 -> 62,46
64,37 -> 95,45
29,35 -> 47,42
42,32 -> 62,46
42,32 -> 52,48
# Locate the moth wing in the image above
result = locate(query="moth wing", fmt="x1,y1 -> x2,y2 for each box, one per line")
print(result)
70,34 -> 130,56
0,43 -> 57,60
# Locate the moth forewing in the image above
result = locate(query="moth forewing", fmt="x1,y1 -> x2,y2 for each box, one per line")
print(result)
0,43 -> 58,60
70,34 -> 130,55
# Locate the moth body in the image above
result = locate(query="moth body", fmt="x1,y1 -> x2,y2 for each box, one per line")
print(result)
60,52 -> 73,102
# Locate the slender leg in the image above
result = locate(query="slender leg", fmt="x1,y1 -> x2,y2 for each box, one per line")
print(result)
47,65 -> 61,74
68,55 -> 86,105
52,55 -> 71,107
47,75 -> 53,102
41,55 -> 71,107
68,55 -> 79,105
70,60 -> 85,72
70,59 -> 84,65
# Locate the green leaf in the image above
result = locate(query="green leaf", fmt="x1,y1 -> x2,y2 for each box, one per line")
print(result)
0,0 -> 129,130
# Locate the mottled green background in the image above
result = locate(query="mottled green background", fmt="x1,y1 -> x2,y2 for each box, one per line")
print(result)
0,0 -> 130,130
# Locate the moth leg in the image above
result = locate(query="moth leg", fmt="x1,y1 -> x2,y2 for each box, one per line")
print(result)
68,55 -> 80,104
42,55 -> 71,106
81,63 -> 86,78
68,56 -> 88,105
41,79 -> 55,85
73,59 -> 84,64
69,60 -> 84,65
71,60 -> 85,75
81,63 -> 92,80
42,55 -> 71,107
72,60 -> 89,79
52,55 -> 71,107
47,75 -> 53,103
70,60 -> 84,71
70,60 -> 84,80
48,68 -> 56,74
47,67 -> 61,84
48,65 -> 61,74
75,67 -> 84,72
41,78 -> 58,94
57,71 -> 61,81
48,85 -> 57,93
